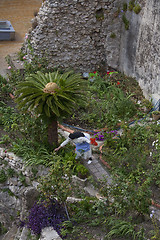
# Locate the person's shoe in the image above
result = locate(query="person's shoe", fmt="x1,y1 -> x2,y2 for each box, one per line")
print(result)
88,160 -> 92,164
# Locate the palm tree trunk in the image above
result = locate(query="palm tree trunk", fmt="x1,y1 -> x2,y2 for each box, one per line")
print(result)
48,119 -> 58,147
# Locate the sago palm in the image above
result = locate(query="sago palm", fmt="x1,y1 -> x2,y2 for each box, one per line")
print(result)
15,71 -> 86,146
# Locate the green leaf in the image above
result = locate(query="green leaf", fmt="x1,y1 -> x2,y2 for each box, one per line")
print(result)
36,71 -> 49,85
44,104 -> 51,117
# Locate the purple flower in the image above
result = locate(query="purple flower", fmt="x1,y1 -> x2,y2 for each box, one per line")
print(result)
19,199 -> 67,237
94,132 -> 104,141
106,130 -> 118,136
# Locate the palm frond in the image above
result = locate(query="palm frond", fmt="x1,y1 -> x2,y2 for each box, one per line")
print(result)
16,93 -> 42,109
37,101 -> 44,113
36,71 -> 49,85
48,101 -> 60,117
16,87 -> 42,98
15,70 -> 86,119
27,72 -> 47,84
56,93 -> 76,102
44,104 -> 51,117
15,82 -> 42,96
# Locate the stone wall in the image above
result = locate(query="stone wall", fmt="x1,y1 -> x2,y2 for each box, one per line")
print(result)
24,0 -> 123,73
0,148 -> 47,232
24,0 -> 160,98
0,147 -> 89,240
0,148 -> 64,239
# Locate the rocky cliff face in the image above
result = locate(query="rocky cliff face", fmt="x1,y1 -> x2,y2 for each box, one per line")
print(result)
24,0 -> 160,98
119,0 -> 160,98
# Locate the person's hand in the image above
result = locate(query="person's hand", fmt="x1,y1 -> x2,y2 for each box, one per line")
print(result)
54,146 -> 61,152
54,147 -> 59,152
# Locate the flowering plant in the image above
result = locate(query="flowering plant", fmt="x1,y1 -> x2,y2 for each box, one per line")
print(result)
103,130 -> 119,148
89,71 -> 98,81
106,130 -> 118,137
90,138 -> 98,146
106,71 -> 118,75
117,81 -> 120,85
20,198 -> 67,236
94,132 -> 104,141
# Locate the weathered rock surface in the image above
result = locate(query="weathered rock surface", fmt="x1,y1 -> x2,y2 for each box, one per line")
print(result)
119,0 -> 160,98
0,148 -> 46,239
23,0 -> 160,98
39,227 -> 62,240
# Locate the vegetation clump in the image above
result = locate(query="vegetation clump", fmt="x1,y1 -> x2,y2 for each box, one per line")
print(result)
15,71 -> 86,147
0,47 -> 160,239
19,198 -> 67,237
123,2 -> 128,12
122,14 -> 130,30
0,170 -> 7,183
128,0 -> 135,11
121,1 -> 141,30
110,32 -> 116,38
133,4 -> 141,14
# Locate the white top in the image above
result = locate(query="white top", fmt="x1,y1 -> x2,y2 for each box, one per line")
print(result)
60,132 -> 91,147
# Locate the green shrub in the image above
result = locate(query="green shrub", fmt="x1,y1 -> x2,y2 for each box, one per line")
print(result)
123,2 -> 128,12
110,32 -> 116,38
142,99 -> 153,110
106,217 -> 145,239
2,188 -> 15,197
0,74 -> 7,85
133,4 -> 141,14
0,222 -> 7,235
76,164 -> 89,179
39,156 -> 73,203
128,0 -> 135,11
0,134 -> 11,146
0,170 -> 7,183
122,14 -> 130,30
0,74 -> 12,97
7,167 -> 16,178
19,171 -> 27,186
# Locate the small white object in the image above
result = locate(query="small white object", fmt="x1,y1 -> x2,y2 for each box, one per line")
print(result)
83,72 -> 89,78
87,160 -> 92,164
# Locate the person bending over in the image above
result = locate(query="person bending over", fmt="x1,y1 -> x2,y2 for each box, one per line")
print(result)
54,131 -> 92,161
